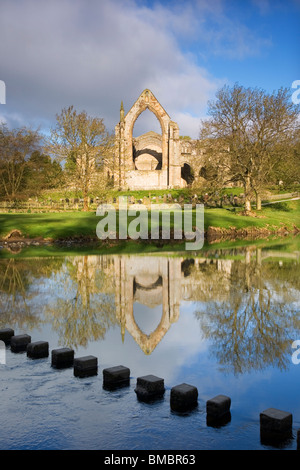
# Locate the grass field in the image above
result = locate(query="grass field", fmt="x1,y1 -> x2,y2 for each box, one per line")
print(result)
205,199 -> 300,230
0,200 -> 299,258
0,200 -> 299,241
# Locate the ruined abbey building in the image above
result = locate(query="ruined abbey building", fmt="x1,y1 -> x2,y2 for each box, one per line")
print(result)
113,89 -> 205,190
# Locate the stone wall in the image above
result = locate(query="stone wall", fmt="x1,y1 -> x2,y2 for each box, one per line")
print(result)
125,169 -> 168,190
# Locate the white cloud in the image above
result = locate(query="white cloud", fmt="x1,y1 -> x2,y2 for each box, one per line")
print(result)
0,114 -> 7,125
251,0 -> 271,15
0,0 -> 272,138
93,301 -> 208,384
173,112 -> 203,139
0,111 -> 27,128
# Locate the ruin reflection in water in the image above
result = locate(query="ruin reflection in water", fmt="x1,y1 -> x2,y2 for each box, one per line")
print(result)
0,245 -> 299,375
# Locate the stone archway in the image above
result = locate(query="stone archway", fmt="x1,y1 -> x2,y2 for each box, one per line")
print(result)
181,163 -> 195,186
126,91 -> 168,169
199,167 -> 207,179
114,89 -> 182,189
133,131 -> 163,170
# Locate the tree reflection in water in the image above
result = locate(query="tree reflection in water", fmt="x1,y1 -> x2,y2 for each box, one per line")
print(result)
45,255 -> 117,348
0,243 -> 299,371
0,257 -> 64,330
194,247 -> 300,374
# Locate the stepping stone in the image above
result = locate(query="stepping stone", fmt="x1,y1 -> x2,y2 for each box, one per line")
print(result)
206,395 -> 231,418
10,334 -> 31,352
74,355 -> 98,378
27,341 -> 49,359
206,410 -> 231,428
260,408 -> 293,436
103,365 -> 130,389
170,383 -> 198,411
0,328 -> 14,345
135,375 -> 165,401
51,347 -> 74,368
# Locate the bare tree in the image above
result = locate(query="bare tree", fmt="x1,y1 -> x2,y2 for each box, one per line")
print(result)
47,106 -> 113,211
0,124 -> 41,199
200,84 -> 299,212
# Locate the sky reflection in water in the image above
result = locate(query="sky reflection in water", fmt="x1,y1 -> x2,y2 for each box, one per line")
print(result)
0,240 -> 299,450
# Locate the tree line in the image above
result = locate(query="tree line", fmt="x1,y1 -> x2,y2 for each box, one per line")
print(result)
0,126 -> 63,200
0,84 -> 299,212
0,106 -> 114,209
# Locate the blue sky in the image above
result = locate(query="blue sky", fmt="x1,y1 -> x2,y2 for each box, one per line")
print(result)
0,0 -> 299,138
194,0 -> 300,92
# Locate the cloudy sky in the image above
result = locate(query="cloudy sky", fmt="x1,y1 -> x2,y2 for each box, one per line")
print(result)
0,0 -> 299,138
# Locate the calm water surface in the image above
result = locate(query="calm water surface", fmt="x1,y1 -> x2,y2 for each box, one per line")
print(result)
0,239 -> 299,450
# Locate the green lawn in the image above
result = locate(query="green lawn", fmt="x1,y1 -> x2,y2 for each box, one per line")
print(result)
0,200 -> 299,241
204,200 -> 300,231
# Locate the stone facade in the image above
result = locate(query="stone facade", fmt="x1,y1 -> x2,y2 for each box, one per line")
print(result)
114,89 -> 205,190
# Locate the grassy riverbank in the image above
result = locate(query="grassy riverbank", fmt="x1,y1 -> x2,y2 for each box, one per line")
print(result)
0,199 -> 299,242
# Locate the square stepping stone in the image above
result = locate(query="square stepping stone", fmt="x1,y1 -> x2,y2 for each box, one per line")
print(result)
0,328 -> 14,345
260,408 -> 293,435
27,341 -> 49,359
51,347 -> 74,368
206,395 -> 231,418
170,383 -> 198,411
103,365 -> 130,389
74,355 -> 98,377
135,374 -> 165,401
10,334 -> 31,353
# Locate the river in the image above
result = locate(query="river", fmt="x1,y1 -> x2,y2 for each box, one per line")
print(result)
0,236 -> 299,450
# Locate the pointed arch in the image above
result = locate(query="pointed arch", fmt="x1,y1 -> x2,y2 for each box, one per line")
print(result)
123,89 -> 171,172
132,107 -> 162,137
114,89 -> 182,189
